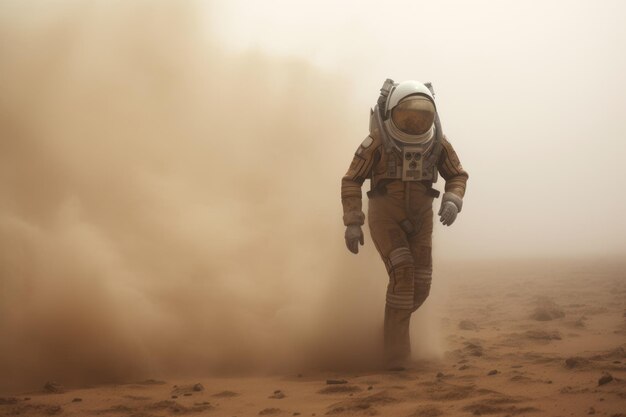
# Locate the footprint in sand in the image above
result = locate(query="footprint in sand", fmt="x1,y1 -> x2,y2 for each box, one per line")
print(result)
212,390 -> 240,398
325,391 -> 398,415
318,385 -> 362,395
530,298 -> 565,321
408,405 -> 444,417
146,400 -> 213,414
458,320 -> 479,331
170,383 -> 204,395
462,395 -> 539,415
0,401 -> 63,416
259,407 -> 281,415
419,380 -> 494,401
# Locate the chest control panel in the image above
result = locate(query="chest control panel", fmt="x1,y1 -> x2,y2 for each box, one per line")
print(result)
402,146 -> 423,181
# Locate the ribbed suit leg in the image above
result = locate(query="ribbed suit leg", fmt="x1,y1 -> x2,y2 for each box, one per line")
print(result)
368,196 -> 415,367
408,207 -> 433,312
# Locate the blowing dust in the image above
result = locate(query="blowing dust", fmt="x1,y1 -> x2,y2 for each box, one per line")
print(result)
0,2 -> 446,392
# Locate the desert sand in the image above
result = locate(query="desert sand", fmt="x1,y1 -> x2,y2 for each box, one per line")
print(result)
1,258 -> 624,417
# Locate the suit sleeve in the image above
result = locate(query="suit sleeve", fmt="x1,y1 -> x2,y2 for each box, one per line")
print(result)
437,136 -> 469,199
340,136 -> 379,226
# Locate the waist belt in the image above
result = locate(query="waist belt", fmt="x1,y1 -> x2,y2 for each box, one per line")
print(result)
367,180 -> 440,199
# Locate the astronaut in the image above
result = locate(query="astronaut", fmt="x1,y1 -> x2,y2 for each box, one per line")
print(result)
340,79 -> 468,369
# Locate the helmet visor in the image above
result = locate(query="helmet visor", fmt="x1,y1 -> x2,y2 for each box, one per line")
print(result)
391,96 -> 436,135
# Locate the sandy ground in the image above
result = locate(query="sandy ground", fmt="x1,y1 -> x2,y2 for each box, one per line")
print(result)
2,258 -> 625,417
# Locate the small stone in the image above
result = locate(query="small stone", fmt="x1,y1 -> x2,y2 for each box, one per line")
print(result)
326,379 -> 348,385
193,383 -> 204,392
463,342 -> 484,357
269,390 -> 285,399
524,330 -> 561,340
294,413 -> 301,416
436,372 -> 444,378
184,393 -> 192,396
24,397 -> 31,401
259,408 -> 281,415
459,365 -> 469,370
44,381 -> 65,393
531,299 -> 565,321
138,379 -> 166,385
487,370 -> 498,376
588,407 -> 596,415
367,386 -> 373,390
212,391 -> 240,398
171,395 -> 178,399
46,405 -> 62,415
565,357 -> 589,369
458,320 -> 478,331
72,398 -> 82,402
598,372 -> 613,386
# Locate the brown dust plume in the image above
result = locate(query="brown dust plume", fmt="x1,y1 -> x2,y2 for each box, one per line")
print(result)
0,2 -> 447,392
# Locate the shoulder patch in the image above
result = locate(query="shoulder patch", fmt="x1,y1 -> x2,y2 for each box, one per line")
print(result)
361,136 -> 373,148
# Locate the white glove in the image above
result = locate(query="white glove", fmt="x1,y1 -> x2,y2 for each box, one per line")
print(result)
438,192 -> 463,226
345,225 -> 364,254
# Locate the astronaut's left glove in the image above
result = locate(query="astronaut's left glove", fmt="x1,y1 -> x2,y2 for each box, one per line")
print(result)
345,224 -> 364,254
438,192 -> 463,226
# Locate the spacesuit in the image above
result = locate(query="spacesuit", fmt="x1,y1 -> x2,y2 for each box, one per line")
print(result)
340,80 -> 468,368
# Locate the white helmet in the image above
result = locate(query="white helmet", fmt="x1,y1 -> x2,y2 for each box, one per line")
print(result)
384,80 -> 436,145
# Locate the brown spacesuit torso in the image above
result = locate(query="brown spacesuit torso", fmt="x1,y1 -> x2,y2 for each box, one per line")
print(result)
341,118 -> 468,227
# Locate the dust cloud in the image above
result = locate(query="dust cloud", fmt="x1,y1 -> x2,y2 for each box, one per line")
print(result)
0,1 -> 447,392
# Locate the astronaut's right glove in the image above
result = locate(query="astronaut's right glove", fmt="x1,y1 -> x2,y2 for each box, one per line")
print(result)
438,192 -> 463,226
345,224 -> 364,254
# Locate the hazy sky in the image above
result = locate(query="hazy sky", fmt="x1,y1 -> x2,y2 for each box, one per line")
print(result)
207,0 -> 626,259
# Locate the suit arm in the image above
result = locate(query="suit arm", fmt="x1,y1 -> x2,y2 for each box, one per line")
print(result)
341,136 -> 378,226
437,135 -> 469,199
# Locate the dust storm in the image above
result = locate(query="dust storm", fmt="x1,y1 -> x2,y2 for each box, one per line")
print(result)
1,2 -> 625,415
2,1 -> 625,405
0,1 -> 427,392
